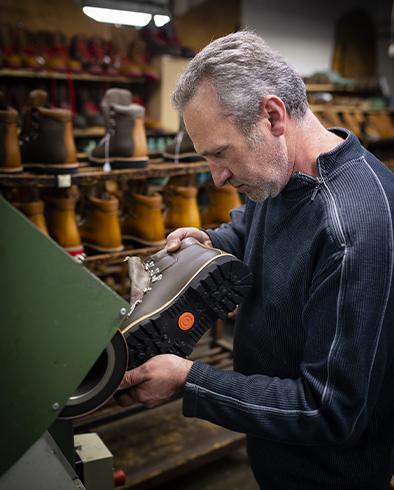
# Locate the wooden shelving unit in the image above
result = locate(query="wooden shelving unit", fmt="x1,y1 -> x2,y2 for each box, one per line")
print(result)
0,160 -> 210,188
0,67 -> 145,84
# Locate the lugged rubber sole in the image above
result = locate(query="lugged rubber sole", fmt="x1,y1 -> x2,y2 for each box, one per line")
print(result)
123,256 -> 253,369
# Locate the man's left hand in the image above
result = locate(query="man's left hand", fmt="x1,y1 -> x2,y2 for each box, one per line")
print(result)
115,354 -> 193,408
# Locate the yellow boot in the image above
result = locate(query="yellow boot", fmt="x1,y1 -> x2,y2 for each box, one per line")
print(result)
14,200 -> 49,235
201,184 -> 241,226
122,192 -> 166,246
45,195 -> 84,257
0,104 -> 23,173
164,186 -> 201,230
80,195 -> 123,252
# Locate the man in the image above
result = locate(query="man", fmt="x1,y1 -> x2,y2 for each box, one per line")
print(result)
117,31 -> 394,489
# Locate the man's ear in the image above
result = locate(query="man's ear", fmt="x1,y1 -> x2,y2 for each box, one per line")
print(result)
259,96 -> 286,137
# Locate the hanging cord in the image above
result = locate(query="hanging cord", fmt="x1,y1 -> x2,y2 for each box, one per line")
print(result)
103,132 -> 112,172
174,129 -> 184,164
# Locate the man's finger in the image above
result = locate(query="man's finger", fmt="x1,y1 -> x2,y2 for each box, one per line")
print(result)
114,388 -> 139,407
118,366 -> 146,390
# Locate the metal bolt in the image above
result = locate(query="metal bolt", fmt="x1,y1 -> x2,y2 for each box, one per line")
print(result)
52,402 -> 60,411
120,307 -> 127,316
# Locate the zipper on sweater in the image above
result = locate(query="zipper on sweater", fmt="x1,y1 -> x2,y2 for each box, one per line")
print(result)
321,184 -> 347,247
310,177 -> 323,201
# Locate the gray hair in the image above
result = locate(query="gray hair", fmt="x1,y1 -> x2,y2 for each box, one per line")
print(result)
172,31 -> 308,134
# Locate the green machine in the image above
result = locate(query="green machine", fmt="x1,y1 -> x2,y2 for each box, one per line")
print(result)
0,195 -> 129,488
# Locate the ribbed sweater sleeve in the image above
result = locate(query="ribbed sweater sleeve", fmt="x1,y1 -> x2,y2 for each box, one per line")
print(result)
183,169 -> 393,445
205,205 -> 246,259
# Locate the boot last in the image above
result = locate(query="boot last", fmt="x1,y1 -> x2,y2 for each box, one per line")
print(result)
163,118 -> 202,163
89,88 -> 148,169
164,186 -> 201,230
14,200 -> 49,235
122,192 -> 165,246
45,195 -> 85,257
0,94 -> 23,173
80,195 -> 124,253
120,237 -> 253,369
20,90 -> 78,174
201,184 -> 241,226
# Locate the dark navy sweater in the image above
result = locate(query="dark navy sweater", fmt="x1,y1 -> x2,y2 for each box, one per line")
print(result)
183,129 -> 394,489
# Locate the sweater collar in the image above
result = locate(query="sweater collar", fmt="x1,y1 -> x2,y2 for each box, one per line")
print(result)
317,127 -> 364,177
281,128 -> 364,199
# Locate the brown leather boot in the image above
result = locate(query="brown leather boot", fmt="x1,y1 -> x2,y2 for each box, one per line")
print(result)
14,200 -> 49,235
0,95 -> 23,173
20,90 -> 78,174
45,194 -> 85,257
201,184 -> 241,226
122,192 -> 165,246
80,195 -> 124,252
164,186 -> 201,230
121,237 -> 253,368
89,88 -> 148,169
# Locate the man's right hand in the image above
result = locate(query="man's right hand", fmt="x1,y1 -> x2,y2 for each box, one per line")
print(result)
166,227 -> 212,252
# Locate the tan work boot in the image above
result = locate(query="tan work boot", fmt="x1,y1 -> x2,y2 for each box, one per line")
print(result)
122,192 -> 166,246
0,94 -> 23,173
14,200 -> 49,235
80,195 -> 124,252
45,194 -> 85,257
164,186 -> 201,230
20,90 -> 78,174
201,184 -> 241,226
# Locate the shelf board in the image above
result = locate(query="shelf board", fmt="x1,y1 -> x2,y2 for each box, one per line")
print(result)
306,83 -> 380,93
0,161 -> 209,188
73,127 -> 177,138
0,68 -> 144,84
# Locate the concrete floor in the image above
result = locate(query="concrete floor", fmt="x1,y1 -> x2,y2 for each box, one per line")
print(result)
155,447 -> 259,490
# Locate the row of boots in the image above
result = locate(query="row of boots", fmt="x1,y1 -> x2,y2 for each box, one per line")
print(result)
0,88 -> 148,174
12,184 -> 241,255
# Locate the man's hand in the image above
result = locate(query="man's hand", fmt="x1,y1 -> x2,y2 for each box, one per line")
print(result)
115,354 -> 193,409
166,227 -> 212,252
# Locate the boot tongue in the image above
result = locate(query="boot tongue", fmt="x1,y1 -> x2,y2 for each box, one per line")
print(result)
28,90 -> 49,108
126,256 -> 150,305
101,88 -> 133,124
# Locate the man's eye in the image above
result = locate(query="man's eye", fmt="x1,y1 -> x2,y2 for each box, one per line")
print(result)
214,151 -> 223,158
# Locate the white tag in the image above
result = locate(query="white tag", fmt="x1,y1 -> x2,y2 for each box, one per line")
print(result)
57,174 -> 71,188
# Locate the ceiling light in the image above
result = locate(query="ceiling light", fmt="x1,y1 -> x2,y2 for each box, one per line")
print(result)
83,6 -> 152,27
154,14 -> 170,27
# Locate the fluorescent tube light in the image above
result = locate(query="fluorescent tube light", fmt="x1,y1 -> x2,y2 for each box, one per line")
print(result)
154,14 -> 170,27
83,6 -> 152,27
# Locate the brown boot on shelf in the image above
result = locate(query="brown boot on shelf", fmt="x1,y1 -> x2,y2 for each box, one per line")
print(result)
14,200 -> 49,235
0,93 -> 23,173
45,194 -> 85,257
20,90 -> 78,174
201,184 -> 241,226
80,194 -> 124,253
164,186 -> 201,231
89,88 -> 148,169
122,192 -> 166,246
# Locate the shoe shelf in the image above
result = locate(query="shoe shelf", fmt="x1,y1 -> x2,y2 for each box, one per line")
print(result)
0,160 -> 210,188
0,68 -> 145,84
305,83 -> 380,94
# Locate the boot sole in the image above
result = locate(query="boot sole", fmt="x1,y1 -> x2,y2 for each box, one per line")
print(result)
0,166 -> 24,173
23,163 -> 79,174
123,234 -> 166,247
83,242 -> 124,253
88,156 -> 148,169
121,255 -> 253,369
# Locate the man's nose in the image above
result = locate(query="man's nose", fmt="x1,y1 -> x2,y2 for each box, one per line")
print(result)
209,162 -> 232,187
